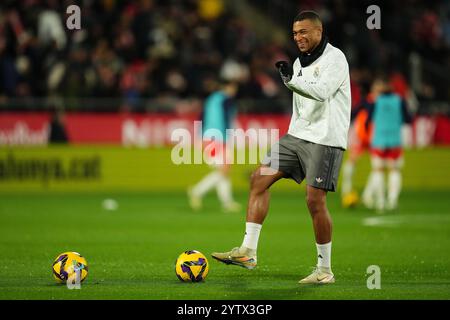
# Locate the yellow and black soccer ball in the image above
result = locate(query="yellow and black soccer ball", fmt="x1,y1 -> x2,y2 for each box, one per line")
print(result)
175,250 -> 209,282
52,252 -> 88,284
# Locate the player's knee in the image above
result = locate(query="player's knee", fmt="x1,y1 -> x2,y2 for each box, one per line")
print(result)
371,156 -> 385,170
249,167 -> 269,193
306,192 -> 326,215
250,168 -> 262,190
387,157 -> 404,170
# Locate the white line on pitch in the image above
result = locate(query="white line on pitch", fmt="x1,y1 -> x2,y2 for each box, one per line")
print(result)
362,216 -> 404,227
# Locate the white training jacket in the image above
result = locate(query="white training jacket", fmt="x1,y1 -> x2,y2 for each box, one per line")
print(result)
284,43 -> 351,149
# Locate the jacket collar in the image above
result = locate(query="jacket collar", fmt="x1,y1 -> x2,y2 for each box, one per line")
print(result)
299,36 -> 328,67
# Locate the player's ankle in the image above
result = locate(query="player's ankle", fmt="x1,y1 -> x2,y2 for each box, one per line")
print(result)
317,265 -> 332,274
240,246 -> 256,256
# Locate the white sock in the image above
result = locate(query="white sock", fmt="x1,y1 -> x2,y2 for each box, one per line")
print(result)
388,170 -> 402,207
372,171 -> 385,210
342,161 -> 354,195
216,174 -> 233,205
192,171 -> 222,197
241,222 -> 262,251
316,242 -> 332,270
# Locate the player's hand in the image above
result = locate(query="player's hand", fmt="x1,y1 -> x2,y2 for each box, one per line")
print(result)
275,61 -> 293,82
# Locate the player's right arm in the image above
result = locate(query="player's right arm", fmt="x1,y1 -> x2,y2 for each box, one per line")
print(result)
278,53 -> 349,102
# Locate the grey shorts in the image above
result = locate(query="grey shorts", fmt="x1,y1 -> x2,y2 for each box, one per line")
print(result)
262,134 -> 344,192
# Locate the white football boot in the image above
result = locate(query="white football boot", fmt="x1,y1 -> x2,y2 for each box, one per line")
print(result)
298,266 -> 335,284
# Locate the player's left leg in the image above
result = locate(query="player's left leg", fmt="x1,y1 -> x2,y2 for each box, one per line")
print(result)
216,161 -> 241,213
362,151 -> 386,212
341,126 -> 359,197
298,186 -> 335,284
299,141 -> 345,284
341,125 -> 364,197
188,140 -> 235,211
386,153 -> 404,210
341,145 -> 363,208
188,170 -> 222,210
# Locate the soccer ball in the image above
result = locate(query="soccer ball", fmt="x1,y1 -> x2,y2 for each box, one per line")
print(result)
52,252 -> 88,284
342,191 -> 359,208
175,250 -> 209,282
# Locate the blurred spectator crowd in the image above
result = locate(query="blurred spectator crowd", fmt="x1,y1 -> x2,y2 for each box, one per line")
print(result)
0,0 -> 449,114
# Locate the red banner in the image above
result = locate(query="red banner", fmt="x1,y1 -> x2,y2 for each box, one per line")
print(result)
0,112 -> 449,146
433,115 -> 450,145
0,113 -> 50,145
0,112 -> 290,146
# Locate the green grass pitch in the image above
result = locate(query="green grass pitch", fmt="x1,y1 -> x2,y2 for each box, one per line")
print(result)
0,147 -> 449,300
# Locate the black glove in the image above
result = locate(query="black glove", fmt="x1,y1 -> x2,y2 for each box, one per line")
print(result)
275,61 -> 293,82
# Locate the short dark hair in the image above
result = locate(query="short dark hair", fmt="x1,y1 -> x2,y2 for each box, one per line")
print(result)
294,10 -> 322,24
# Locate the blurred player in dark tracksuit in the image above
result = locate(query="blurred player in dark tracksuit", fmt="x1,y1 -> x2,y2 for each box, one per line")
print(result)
362,77 -> 412,212
187,80 -> 241,213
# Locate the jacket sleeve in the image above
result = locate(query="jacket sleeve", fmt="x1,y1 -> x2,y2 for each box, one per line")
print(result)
284,53 -> 348,102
